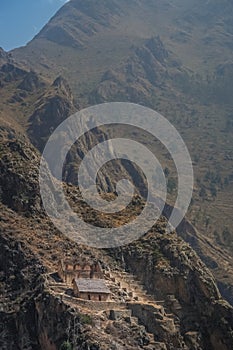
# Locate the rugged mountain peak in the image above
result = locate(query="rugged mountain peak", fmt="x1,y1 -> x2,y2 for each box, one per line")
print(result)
33,0 -> 123,49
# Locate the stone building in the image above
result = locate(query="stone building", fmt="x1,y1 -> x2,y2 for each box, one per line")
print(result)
72,278 -> 111,301
58,259 -> 103,285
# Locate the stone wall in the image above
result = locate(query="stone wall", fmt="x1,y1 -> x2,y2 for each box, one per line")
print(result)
63,294 -> 126,312
127,303 -> 176,337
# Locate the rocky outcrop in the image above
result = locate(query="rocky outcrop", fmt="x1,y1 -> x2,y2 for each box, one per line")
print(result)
27,77 -> 76,152
28,94 -> 74,150
39,25 -> 85,49
144,36 -> 169,63
0,126 -> 42,215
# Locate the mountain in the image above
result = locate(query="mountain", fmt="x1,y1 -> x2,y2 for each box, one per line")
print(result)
10,0 -> 233,292
12,0 -> 233,96
0,0 -> 233,348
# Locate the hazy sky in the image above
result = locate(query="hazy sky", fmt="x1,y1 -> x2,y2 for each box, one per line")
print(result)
0,0 -> 68,51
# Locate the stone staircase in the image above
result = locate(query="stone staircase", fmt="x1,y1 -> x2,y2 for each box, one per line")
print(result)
103,270 -> 183,348
105,269 -> 162,304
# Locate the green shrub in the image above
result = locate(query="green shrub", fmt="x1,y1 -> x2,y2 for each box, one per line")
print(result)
79,313 -> 93,325
60,341 -> 72,350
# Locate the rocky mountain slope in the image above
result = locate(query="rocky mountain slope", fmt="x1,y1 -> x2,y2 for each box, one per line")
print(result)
1,54 -> 232,309
1,168 -> 233,350
11,0 -> 233,253
0,1 -> 233,348
12,0 -> 233,83
0,107 -> 233,349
